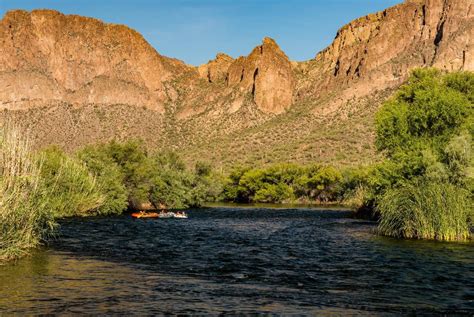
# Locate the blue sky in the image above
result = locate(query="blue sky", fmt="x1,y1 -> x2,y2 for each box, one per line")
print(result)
0,0 -> 402,65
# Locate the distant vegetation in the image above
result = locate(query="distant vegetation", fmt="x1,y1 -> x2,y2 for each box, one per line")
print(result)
0,68 -> 472,262
222,164 -> 343,204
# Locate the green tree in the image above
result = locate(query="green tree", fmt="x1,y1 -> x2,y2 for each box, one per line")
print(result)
372,69 -> 474,241
77,146 -> 128,215
102,140 -> 153,208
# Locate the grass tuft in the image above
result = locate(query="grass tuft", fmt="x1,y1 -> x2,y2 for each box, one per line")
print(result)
377,179 -> 472,242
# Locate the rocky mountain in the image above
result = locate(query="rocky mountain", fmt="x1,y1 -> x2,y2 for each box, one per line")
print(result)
0,0 -> 472,168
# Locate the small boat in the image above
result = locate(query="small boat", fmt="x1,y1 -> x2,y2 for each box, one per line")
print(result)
131,211 -> 160,219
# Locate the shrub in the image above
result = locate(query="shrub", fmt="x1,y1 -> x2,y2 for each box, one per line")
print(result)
223,163 -> 344,204
39,147 -> 104,217
77,146 -> 128,215
377,179 -> 472,241
103,140 -> 153,208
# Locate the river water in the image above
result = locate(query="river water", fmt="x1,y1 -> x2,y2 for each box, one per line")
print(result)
0,207 -> 472,315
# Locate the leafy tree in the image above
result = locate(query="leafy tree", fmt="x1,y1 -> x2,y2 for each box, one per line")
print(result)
77,146 -> 128,215
102,140 -> 153,208
149,151 -> 191,209
372,69 -> 474,240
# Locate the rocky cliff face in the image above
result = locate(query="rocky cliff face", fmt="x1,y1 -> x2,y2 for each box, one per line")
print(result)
0,9 -> 190,112
295,0 -> 473,112
0,0 -> 472,167
226,37 -> 295,114
198,53 -> 233,84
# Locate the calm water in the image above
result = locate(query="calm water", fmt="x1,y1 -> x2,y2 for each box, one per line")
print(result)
0,207 -> 473,315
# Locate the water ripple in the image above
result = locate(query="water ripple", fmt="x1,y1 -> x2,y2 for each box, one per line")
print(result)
0,207 -> 472,315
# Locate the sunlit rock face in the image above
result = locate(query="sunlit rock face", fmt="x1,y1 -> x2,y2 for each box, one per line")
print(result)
0,9 -> 191,112
198,53 -> 234,84
226,37 -> 295,114
295,0 -> 473,107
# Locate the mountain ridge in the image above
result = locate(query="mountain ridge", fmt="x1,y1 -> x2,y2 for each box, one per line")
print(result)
0,0 -> 472,168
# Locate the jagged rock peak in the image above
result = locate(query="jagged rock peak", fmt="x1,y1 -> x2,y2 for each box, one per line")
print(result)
215,52 -> 233,61
226,37 -> 295,114
198,53 -> 234,83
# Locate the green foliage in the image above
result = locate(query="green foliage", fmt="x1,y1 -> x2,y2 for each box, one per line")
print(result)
102,140 -> 153,208
223,163 -> 343,203
77,141 -> 222,210
149,151 -> 191,209
378,179 -> 472,241
0,124 -> 57,261
77,146 -> 128,215
149,153 -> 220,208
376,68 -> 472,159
39,147 -> 104,217
373,69 -> 474,241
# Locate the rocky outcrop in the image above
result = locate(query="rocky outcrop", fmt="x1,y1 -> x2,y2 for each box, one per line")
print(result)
0,9 -> 190,112
198,53 -> 233,83
227,37 -> 295,114
296,0 -> 473,109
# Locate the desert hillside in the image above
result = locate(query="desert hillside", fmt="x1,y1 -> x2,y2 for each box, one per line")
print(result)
0,0 -> 472,168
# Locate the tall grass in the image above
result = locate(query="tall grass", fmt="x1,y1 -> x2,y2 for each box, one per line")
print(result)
0,124 -> 56,262
377,179 -> 472,241
0,124 -> 105,262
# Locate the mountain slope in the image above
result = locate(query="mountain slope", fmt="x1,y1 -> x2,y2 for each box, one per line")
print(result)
0,0 -> 472,168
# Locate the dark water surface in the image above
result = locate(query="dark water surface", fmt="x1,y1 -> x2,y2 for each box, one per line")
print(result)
0,207 -> 473,315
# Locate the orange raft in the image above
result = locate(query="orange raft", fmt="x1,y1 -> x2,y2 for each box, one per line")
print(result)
131,212 -> 160,219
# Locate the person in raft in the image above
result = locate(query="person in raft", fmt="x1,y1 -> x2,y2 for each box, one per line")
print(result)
158,203 -> 167,214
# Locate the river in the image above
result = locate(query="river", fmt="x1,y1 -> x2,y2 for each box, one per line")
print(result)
0,207 -> 472,315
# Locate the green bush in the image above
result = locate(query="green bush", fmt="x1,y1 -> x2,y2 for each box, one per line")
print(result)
39,147 -> 104,217
378,179 -> 472,241
223,163 -> 344,204
149,151 -> 191,209
102,140 -> 153,208
77,146 -> 128,215
373,69 -> 474,240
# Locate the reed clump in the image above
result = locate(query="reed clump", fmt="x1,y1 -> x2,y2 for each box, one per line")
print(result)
0,124 -> 56,262
377,180 -> 472,241
0,124 -> 105,262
